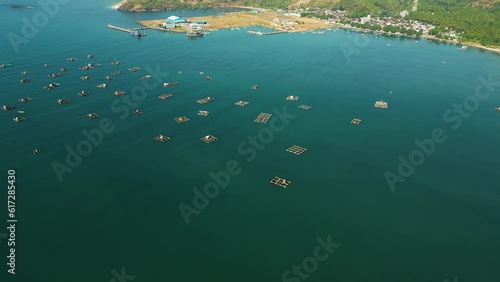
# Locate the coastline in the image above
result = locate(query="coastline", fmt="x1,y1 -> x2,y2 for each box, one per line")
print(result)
112,0 -> 127,10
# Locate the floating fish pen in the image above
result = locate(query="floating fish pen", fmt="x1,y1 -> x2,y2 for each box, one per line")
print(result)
164,82 -> 180,87
44,64 -> 51,68
196,97 -> 215,104
44,83 -> 60,89
374,100 -> 388,109
200,135 -> 218,143
133,109 -> 143,115
21,71 -> 30,75
67,57 -> 77,61
57,99 -> 71,105
87,55 -> 94,59
495,107 -> 500,111
111,71 -> 121,76
254,113 -> 272,124
79,64 -> 99,71
96,84 -> 107,88
13,117 -> 26,122
141,75 -> 152,80
18,97 -> 33,103
286,95 -> 299,101
154,135 -> 170,142
204,76 -> 212,80
111,61 -> 121,66
174,116 -> 190,123
298,105 -> 311,110
351,118 -> 362,125
48,73 -> 63,78
270,176 -> 291,188
105,76 -> 114,81
1,105 -> 16,111
87,113 -> 99,119
251,85 -> 259,90
158,94 -> 172,100
235,101 -> 249,107
198,110 -> 209,116
20,79 -> 32,84
60,68 -> 69,72
33,149 -> 41,155
128,67 -> 141,72
78,91 -> 90,96
80,76 -> 91,80
286,145 -> 307,155
114,91 -> 126,96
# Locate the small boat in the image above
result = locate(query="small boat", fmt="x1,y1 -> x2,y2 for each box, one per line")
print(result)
130,30 -> 146,37
178,70 -> 182,74
57,99 -> 71,104
458,45 -> 468,50
48,73 -> 63,78
251,85 -> 259,90
44,83 -> 60,89
18,110 -> 24,114
96,83 -> 107,88
60,68 -> 69,72
1,105 -> 16,111
128,67 -> 141,72
21,71 -> 30,75
204,76 -> 212,80
141,75 -> 152,80
111,61 -> 121,66
133,109 -> 143,115
105,76 -> 114,80
67,57 -> 77,61
495,107 -> 500,111
13,117 -> 26,122
78,91 -> 90,96
18,97 -> 33,103
0,64 -> 13,68
187,30 -> 204,37
20,78 -> 32,84
154,135 -> 170,142
33,149 -> 41,155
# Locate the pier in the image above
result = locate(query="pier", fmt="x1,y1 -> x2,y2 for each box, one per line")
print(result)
107,24 -> 150,33
248,30 -> 288,36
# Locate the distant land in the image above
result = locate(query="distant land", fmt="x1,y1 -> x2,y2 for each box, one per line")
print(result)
115,0 -> 500,47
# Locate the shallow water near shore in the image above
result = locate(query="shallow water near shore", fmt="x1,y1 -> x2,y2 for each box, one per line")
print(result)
1,1 -> 500,281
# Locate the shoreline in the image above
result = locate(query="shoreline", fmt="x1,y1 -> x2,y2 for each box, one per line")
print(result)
111,0 -> 127,10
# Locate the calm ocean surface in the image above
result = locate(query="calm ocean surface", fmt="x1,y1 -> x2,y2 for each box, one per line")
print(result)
1,1 -> 499,281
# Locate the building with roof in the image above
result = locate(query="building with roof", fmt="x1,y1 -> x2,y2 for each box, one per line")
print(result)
167,16 -> 187,24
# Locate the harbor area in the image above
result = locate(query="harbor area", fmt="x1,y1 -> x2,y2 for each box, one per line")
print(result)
137,9 -> 329,33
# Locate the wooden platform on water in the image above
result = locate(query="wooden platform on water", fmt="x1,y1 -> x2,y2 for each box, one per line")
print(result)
254,113 -> 272,124
270,176 -> 291,188
286,145 -> 307,155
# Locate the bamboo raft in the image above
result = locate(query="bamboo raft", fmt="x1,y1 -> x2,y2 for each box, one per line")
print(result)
374,100 -> 388,109
254,113 -> 272,124
1,105 -> 16,111
286,145 -> 307,155
174,116 -> 190,123
351,118 -> 362,125
235,101 -> 249,107
18,97 -> 33,103
200,135 -> 218,143
159,94 -> 173,100
198,110 -> 209,116
154,135 -> 170,142
286,95 -> 299,101
196,97 -> 215,104
298,105 -> 311,110
270,176 -> 291,188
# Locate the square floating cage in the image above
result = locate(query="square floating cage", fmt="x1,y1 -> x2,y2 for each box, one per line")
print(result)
198,111 -> 209,116
154,135 -> 170,142
200,135 -> 218,143
235,101 -> 249,107
298,105 -> 311,110
254,113 -> 272,124
174,116 -> 190,123
374,100 -> 388,109
270,176 -> 291,188
196,97 -> 215,104
158,94 -> 172,100
286,95 -> 299,101
351,118 -> 362,125
286,145 -> 307,155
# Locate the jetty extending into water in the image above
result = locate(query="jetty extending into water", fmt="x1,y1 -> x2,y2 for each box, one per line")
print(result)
106,24 -> 150,34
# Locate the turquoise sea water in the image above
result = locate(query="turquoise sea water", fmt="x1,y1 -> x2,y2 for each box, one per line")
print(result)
1,1 -> 500,281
